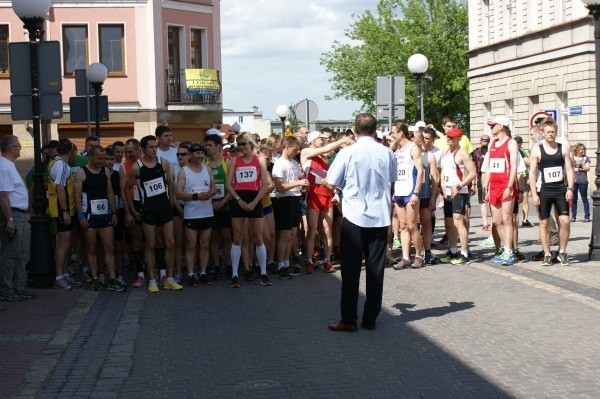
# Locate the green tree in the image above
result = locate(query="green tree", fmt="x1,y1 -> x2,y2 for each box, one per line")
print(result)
320,0 -> 469,133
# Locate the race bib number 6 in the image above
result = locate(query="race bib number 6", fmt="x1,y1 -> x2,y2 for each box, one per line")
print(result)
214,183 -> 225,199
143,177 -> 166,197
236,166 -> 257,183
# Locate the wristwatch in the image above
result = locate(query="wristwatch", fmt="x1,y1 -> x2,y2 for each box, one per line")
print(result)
8,217 -> 13,222
455,184 -> 461,190
234,195 -> 241,201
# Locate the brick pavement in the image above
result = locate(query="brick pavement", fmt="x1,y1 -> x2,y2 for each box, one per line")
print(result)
7,196 -> 600,398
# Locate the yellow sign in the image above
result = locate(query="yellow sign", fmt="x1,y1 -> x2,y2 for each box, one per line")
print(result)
185,69 -> 220,95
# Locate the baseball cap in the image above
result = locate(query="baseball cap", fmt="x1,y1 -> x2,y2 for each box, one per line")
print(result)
514,135 -> 523,144
487,116 -> 511,127
446,127 -> 463,138
189,143 -> 206,154
408,125 -> 417,132
415,121 -> 426,129
206,128 -> 225,137
307,131 -> 329,144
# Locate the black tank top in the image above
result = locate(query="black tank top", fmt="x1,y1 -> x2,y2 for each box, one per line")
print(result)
539,143 -> 566,191
82,166 -> 109,215
137,158 -> 169,208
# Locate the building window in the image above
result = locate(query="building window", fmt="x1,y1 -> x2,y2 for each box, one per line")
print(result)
99,24 -> 124,75
482,0 -> 490,45
238,116 -> 243,123
505,99 -> 514,130
0,25 -> 8,75
504,0 -> 513,38
528,1 -> 537,31
557,92 -> 568,140
63,25 -> 88,75
191,29 -> 203,69
168,26 -> 181,72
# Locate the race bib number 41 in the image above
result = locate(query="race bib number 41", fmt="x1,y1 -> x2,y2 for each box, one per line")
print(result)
236,166 -> 257,183
490,158 -> 506,174
544,166 -> 564,183
143,177 -> 166,197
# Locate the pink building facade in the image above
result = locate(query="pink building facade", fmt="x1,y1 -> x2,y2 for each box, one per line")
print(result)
0,0 -> 222,151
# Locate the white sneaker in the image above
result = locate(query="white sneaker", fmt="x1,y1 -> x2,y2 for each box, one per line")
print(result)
478,236 -> 495,248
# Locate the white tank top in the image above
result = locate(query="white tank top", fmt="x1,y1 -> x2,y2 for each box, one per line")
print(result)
394,142 -> 416,196
441,148 -> 468,196
182,165 -> 214,219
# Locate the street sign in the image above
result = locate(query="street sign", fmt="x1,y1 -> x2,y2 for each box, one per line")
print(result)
569,106 -> 583,116
295,99 -> 319,128
9,41 -> 62,95
376,75 -> 405,106
530,111 -> 551,128
75,69 -> 94,96
69,96 -> 109,123
10,94 -> 63,120
544,109 -> 558,121
377,105 -> 405,120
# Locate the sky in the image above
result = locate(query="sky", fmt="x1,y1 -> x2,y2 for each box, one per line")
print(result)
220,0 -> 377,122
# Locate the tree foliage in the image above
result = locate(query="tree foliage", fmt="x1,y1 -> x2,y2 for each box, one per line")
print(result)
320,0 -> 469,131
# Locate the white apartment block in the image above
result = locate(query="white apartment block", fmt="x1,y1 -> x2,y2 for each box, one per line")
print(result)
468,0 -> 594,153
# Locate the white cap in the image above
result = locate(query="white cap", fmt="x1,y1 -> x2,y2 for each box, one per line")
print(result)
415,121 -> 426,129
206,128 -> 225,137
487,116 -> 511,127
408,125 -> 417,132
307,131 -> 321,144
376,130 -> 384,140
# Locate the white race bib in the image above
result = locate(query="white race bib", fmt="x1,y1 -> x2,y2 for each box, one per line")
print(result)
544,166 -> 564,183
397,164 -> 411,181
90,199 -> 109,215
489,158 -> 506,174
143,177 -> 166,197
192,186 -> 209,194
236,166 -> 258,183
214,183 -> 225,199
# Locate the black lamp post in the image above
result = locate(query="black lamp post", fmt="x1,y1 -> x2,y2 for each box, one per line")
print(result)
86,62 -> 108,138
407,53 -> 429,122
276,104 -> 290,134
12,0 -> 54,288
583,0 -> 600,260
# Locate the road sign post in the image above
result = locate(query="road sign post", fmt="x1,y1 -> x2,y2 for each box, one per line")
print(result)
376,75 -> 405,132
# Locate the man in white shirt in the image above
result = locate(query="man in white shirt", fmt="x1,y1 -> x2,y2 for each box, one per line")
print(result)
0,135 -> 34,301
326,113 -> 397,332
155,125 -> 178,169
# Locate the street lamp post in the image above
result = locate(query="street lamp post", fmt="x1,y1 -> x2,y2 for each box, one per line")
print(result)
582,0 -> 600,260
86,63 -> 108,138
12,0 -> 54,288
407,53 -> 429,122
276,104 -> 290,134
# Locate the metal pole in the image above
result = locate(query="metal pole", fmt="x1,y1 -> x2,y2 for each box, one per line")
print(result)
25,19 -> 54,288
388,75 -> 393,133
279,117 -> 286,134
305,99 -> 310,131
95,91 -> 100,138
589,6 -> 600,261
85,83 -> 91,136
415,73 -> 423,123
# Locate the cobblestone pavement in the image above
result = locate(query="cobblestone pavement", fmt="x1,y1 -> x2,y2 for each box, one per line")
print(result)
7,197 -> 600,398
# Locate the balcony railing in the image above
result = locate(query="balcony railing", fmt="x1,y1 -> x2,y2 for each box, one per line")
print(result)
165,68 -> 221,104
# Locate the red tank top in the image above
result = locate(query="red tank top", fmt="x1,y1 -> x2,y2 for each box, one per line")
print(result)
233,155 -> 261,191
124,159 -> 140,200
306,155 -> 333,197
488,138 -> 512,188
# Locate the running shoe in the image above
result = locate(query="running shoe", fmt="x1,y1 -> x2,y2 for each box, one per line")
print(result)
260,274 -> 272,286
451,254 -> 471,265
16,289 -> 37,299
199,273 -> 213,286
514,249 -> 525,261
570,218 -> 576,222
440,251 -> 458,263
584,218 -> 591,223
392,258 -> 411,270
244,269 -> 254,282
439,234 -> 449,245
491,249 -> 505,263
107,280 -> 125,292
385,252 -> 397,265
0,291 -> 22,302
411,257 -> 425,269
83,270 -> 93,283
304,261 -> 314,274
188,274 -> 200,287
53,278 -> 72,291
289,266 -> 303,276
66,275 -> 83,287
521,219 -> 533,227
148,279 -> 159,293
541,253 -> 552,267
132,275 -> 145,288
115,275 -> 127,290
173,273 -> 183,285
230,276 -> 240,288
324,260 -> 336,273
501,251 -> 515,266
164,278 -> 183,290
277,267 -> 292,280
478,236 -> 495,248
557,252 -> 571,266
392,237 -> 401,249
90,278 -> 101,291
424,252 -> 439,265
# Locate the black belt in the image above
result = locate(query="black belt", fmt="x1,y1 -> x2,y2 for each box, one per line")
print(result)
11,207 -> 27,214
